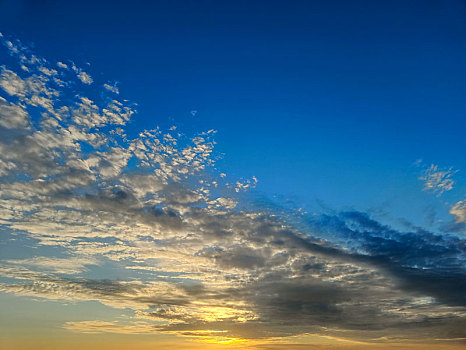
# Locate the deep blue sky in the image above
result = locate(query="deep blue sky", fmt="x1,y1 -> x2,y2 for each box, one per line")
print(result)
1,0 -> 465,223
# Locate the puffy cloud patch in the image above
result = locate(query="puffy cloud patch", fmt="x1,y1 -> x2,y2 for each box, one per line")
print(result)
77,71 -> 93,84
0,96 -> 29,129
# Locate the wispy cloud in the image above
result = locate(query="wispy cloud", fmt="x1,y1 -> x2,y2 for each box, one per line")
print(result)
63,320 -> 157,334
5,256 -> 98,274
419,164 -> 456,196
103,82 -> 119,94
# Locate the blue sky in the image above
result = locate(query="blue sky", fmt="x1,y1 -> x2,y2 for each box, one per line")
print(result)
2,0 -> 465,226
0,1 -> 465,349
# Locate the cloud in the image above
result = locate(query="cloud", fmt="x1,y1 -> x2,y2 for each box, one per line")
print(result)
0,34 -> 465,345
70,63 -> 94,84
57,61 -> 68,69
0,96 -> 29,129
450,200 -> 466,224
63,320 -> 157,334
305,211 -> 466,305
77,71 -> 93,84
449,200 -> 466,234
5,256 -> 98,274
419,164 -> 456,196
103,82 -> 119,94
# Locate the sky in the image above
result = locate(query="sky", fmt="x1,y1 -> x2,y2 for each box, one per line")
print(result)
0,0 -> 465,349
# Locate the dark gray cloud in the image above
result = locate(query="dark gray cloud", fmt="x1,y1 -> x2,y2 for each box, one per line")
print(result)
304,211 -> 466,306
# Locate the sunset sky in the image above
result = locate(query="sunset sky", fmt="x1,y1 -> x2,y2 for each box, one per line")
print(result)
0,1 -> 465,349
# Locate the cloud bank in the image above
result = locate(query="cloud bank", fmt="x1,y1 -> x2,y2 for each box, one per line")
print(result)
0,34 -> 465,346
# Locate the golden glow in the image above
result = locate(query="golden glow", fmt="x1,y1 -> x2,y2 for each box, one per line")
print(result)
193,305 -> 256,322
195,336 -> 249,345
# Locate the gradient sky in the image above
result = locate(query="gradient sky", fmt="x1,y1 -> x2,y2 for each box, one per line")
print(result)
0,1 -> 465,349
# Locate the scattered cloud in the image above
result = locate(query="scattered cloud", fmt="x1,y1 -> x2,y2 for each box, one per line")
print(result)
69,62 -> 93,84
0,34 -> 465,345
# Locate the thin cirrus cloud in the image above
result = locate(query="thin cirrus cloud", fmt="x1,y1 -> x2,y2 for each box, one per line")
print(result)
419,163 -> 456,196
0,34 -> 465,346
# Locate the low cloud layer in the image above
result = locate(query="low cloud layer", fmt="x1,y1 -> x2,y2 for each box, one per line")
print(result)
0,35 -> 465,346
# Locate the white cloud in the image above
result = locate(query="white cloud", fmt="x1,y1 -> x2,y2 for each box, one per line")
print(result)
0,67 -> 26,96
77,71 -> 93,84
38,66 -> 58,76
69,62 -> 93,84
